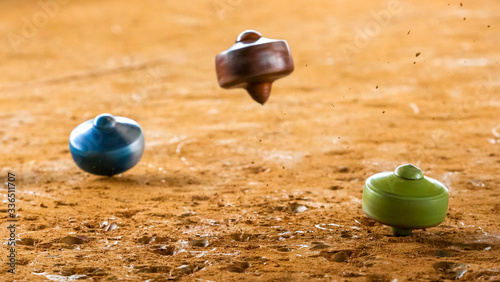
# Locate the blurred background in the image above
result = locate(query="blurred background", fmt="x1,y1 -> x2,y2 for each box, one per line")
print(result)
1,0 -> 498,173
0,0 -> 499,280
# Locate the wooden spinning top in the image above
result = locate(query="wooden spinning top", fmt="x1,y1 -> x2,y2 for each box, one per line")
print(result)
362,164 -> 449,236
215,30 -> 294,104
69,114 -> 145,176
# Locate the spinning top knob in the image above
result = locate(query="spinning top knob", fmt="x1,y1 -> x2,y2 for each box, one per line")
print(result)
362,164 -> 449,236
215,30 -> 294,104
69,113 -> 145,176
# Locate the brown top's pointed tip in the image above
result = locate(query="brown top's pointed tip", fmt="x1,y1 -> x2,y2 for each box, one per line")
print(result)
246,82 -> 272,105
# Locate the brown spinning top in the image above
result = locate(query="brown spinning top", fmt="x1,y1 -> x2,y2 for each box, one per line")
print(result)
215,30 -> 294,105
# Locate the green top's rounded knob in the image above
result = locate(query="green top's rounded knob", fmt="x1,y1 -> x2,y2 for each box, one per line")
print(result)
394,164 -> 423,180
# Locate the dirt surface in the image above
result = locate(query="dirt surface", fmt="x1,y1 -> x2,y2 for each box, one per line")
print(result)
1,0 -> 500,281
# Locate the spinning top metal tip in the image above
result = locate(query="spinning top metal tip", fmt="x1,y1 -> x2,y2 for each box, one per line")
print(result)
93,113 -> 116,130
246,82 -> 272,105
391,227 -> 413,237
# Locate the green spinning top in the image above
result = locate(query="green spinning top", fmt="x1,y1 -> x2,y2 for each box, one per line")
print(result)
362,164 -> 449,236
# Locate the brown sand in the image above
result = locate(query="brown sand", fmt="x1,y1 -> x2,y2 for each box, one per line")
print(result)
1,0 -> 499,281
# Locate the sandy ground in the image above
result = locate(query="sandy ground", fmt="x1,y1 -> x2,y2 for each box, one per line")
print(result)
1,0 -> 500,281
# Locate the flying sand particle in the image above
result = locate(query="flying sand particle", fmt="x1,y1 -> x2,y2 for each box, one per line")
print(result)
409,102 -> 420,114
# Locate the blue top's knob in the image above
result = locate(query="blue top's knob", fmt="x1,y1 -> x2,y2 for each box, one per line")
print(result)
93,113 -> 117,130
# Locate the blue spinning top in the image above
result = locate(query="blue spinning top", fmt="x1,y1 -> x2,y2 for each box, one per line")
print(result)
69,113 -> 145,176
